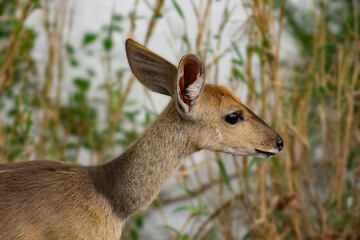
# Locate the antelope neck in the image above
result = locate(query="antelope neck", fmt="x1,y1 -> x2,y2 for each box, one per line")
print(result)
89,101 -> 197,220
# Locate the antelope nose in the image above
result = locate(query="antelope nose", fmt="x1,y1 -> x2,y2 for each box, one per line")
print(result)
276,136 -> 283,151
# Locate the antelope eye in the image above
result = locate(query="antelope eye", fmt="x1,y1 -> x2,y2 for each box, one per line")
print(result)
225,112 -> 244,124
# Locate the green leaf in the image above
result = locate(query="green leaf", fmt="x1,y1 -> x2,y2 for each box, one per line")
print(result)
232,41 -> 244,64
346,151 -> 355,171
33,0 -> 42,8
163,225 -> 181,237
125,100 -> 138,106
87,68 -> 96,77
333,218 -> 347,229
70,58 -> 79,67
73,92 -> 85,103
246,158 -> 262,178
82,33 -> 97,46
103,38 -> 113,51
145,113 -> 152,126
318,86 -> 326,100
9,149 -> 22,161
67,143 -> 77,149
174,205 -> 197,212
253,45 -> 262,60
112,14 -> 123,21
216,159 -> 232,191
6,89 -> 13,98
273,210 -> 291,219
328,199 -> 337,211
272,156 -> 284,182
73,78 -> 90,91
143,0 -> 153,11
174,204 -> 208,216
274,0 -> 285,8
130,229 -> 138,240
124,130 -> 138,144
232,59 -> 243,66
326,82 -> 336,91
65,44 -> 74,54
116,139 -> 128,146
23,95 -> 30,108
233,68 -> 247,83
25,111 -> 33,136
182,34 -> 191,51
346,179 -> 352,192
242,231 -> 251,240
8,109 -> 17,117
153,13 -> 163,19
110,25 -> 123,33
12,19 -> 20,33
181,234 -> 189,240
125,110 -> 140,122
179,186 -> 197,197
172,0 -> 185,19
135,214 -> 143,228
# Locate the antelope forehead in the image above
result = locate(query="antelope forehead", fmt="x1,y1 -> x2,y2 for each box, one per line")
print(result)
200,91 -> 239,108
216,91 -> 242,108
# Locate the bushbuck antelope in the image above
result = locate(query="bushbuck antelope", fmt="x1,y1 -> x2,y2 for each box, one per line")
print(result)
0,39 -> 283,239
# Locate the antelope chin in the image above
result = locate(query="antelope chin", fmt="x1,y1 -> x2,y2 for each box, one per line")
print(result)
222,148 -> 279,159
254,149 -> 277,159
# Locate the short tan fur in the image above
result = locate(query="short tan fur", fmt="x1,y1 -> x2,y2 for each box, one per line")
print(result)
0,39 -> 283,239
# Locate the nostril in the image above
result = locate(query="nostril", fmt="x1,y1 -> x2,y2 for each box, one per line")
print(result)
276,136 -> 283,151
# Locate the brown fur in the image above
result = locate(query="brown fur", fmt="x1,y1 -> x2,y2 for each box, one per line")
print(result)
0,161 -> 122,240
0,39 -> 282,239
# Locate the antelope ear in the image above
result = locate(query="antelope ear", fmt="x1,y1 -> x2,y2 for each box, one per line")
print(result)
176,54 -> 205,117
125,39 -> 178,96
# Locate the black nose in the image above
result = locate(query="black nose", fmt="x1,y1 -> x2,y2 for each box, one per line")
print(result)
276,136 -> 283,151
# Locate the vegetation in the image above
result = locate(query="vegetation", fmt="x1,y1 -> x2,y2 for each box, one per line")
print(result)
0,0 -> 359,239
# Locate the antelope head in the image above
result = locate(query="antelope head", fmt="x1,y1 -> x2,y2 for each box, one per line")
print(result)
126,39 -> 283,159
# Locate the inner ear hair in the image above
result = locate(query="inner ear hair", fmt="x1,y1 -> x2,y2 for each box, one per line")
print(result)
177,54 -> 205,112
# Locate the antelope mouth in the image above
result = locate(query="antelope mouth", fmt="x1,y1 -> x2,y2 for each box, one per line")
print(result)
255,149 -> 275,158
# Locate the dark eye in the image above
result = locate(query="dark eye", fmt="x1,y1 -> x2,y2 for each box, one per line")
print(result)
225,112 -> 244,124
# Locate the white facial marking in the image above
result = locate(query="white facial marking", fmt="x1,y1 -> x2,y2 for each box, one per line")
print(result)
0,170 -> 14,173
215,129 -> 222,141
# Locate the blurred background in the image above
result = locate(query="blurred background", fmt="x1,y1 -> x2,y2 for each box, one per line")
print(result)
0,0 -> 359,239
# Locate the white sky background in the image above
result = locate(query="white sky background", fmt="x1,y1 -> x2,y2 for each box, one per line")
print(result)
24,0 -> 310,238
25,0 -> 303,111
